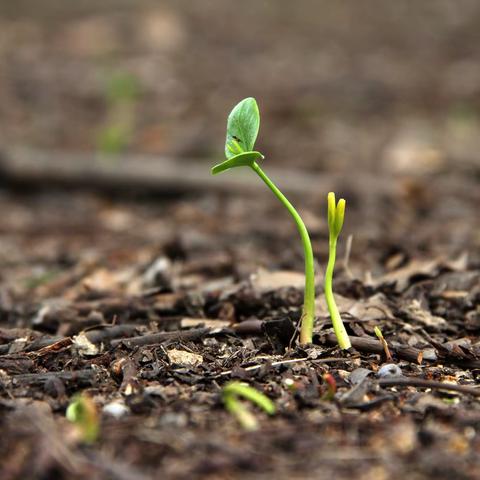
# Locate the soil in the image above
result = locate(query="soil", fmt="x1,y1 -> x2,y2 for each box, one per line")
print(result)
1,2 -> 480,480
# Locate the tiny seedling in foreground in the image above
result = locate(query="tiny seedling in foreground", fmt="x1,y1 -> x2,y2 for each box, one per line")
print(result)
374,326 -> 393,362
66,394 -> 99,444
212,98 -> 316,344
321,372 -> 337,401
325,192 -> 351,349
222,381 -> 276,431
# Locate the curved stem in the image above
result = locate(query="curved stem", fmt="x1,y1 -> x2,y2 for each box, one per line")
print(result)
251,162 -> 315,344
325,237 -> 351,349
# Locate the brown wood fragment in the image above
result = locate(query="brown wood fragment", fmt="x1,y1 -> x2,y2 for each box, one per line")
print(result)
110,327 -> 212,348
10,369 -> 99,386
378,377 -> 480,397
30,338 -> 73,357
0,355 -> 34,374
325,334 -> 434,364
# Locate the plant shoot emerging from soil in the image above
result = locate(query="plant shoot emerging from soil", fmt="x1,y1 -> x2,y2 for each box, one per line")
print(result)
66,394 -> 99,444
222,381 -> 276,431
322,372 -> 337,400
212,98 -> 316,344
325,192 -> 351,349
374,325 -> 393,362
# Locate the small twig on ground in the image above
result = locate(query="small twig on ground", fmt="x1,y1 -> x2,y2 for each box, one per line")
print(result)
85,325 -> 139,344
325,333 -> 433,363
217,356 -> 350,377
379,376 -> 480,397
10,369 -> 99,386
110,327 -> 212,348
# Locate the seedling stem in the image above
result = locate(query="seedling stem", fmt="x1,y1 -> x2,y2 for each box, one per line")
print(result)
222,381 -> 276,431
251,162 -> 315,344
325,192 -> 351,349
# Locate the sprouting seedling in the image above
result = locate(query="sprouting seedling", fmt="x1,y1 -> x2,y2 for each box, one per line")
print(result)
321,372 -> 337,401
222,381 -> 276,431
66,394 -> 99,444
325,192 -> 351,350
97,71 -> 141,155
374,326 -> 393,362
212,98 -> 316,344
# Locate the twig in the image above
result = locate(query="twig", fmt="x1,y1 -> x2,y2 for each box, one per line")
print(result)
0,335 -> 64,355
10,369 -> 100,386
110,327 -> 212,348
0,355 -> 34,374
217,356 -> 349,377
325,333 -> 434,364
326,334 -> 480,369
85,325 -> 139,344
378,377 -> 480,397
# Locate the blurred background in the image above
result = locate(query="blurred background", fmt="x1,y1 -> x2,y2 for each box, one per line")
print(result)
0,0 -> 479,297
2,1 -> 480,167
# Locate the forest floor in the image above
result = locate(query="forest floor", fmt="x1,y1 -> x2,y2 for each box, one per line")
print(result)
0,163 -> 479,480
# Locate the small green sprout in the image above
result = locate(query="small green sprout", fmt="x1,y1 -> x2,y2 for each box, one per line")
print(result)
212,98 -> 316,344
66,394 -> 99,444
325,192 -> 351,350
97,71 -> 141,155
222,381 -> 276,431
374,325 -> 393,362
321,372 -> 337,401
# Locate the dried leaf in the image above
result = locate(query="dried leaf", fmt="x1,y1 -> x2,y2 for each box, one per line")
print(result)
73,333 -> 100,356
250,268 -> 305,294
167,348 -> 203,367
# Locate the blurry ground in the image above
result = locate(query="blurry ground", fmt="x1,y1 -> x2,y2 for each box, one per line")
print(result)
0,2 -> 479,480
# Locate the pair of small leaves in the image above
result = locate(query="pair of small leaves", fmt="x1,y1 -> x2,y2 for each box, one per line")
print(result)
327,192 -> 346,238
212,97 -> 264,175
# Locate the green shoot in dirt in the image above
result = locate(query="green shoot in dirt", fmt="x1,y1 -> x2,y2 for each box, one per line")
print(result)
325,192 -> 351,349
66,394 -> 99,444
212,98 -> 316,344
374,325 -> 392,361
222,381 -> 276,431
97,71 -> 141,155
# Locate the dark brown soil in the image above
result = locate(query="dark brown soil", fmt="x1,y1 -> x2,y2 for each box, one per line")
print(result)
1,2 -> 480,480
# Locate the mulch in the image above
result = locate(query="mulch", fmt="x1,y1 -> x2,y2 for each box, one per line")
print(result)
0,172 -> 478,479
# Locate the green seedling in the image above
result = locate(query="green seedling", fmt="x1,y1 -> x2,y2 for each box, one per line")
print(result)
66,394 -> 99,444
212,98 -> 316,344
97,71 -> 141,155
374,326 -> 393,362
325,192 -> 351,349
222,381 -> 276,431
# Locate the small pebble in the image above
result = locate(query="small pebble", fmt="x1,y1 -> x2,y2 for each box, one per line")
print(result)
103,401 -> 130,418
377,363 -> 403,378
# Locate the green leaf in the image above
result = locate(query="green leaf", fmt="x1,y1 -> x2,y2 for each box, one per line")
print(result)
225,98 -> 260,159
327,192 -> 346,238
334,198 -> 346,235
211,151 -> 264,175
327,192 -> 336,232
66,394 -> 99,444
223,381 -> 276,415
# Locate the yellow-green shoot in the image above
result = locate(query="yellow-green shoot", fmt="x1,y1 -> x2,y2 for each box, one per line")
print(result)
66,394 -> 99,444
212,98 -> 316,344
325,192 -> 351,349
222,381 -> 276,431
374,325 -> 392,361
